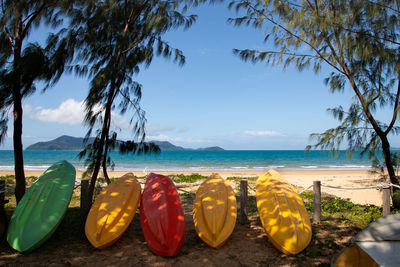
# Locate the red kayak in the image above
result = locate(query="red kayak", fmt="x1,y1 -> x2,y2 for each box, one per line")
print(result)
140,173 -> 185,257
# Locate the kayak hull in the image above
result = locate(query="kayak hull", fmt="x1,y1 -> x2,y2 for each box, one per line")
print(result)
193,174 -> 237,248
332,214 -> 400,266
85,173 -> 141,249
333,243 -> 379,267
7,160 -> 76,252
256,169 -> 311,255
140,173 -> 185,257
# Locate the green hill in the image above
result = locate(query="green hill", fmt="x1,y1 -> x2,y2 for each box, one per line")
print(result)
26,135 -> 224,151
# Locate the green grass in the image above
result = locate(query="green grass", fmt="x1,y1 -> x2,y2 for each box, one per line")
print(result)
167,173 -> 208,183
1,175 -> 15,185
300,190 -> 383,228
226,176 -> 256,181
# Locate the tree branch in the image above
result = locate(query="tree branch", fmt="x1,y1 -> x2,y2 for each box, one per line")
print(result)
1,0 -> 15,48
368,0 -> 400,16
21,2 -> 47,40
118,88 -> 146,122
243,1 -> 346,74
385,71 -> 400,135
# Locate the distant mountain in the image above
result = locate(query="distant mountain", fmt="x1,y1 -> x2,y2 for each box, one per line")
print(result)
26,135 -> 224,151
26,135 -> 92,150
150,141 -> 186,151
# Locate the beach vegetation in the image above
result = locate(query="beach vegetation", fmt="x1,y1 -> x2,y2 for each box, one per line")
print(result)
168,173 -> 208,183
69,0 -> 197,209
301,191 -> 382,228
229,0 -> 400,207
0,0 -> 76,203
226,176 -> 256,181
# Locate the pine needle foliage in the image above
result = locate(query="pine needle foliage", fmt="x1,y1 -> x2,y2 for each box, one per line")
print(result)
71,0 -> 197,204
229,0 -> 400,189
0,0 -> 75,202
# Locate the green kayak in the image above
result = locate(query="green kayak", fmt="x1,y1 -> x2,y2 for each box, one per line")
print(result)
7,160 -> 76,252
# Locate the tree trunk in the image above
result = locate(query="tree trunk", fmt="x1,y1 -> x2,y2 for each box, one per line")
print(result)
102,117 -> 111,185
381,135 -> 397,185
87,119 -> 108,207
13,23 -> 26,204
13,89 -> 25,204
380,134 -> 400,209
86,90 -> 114,205
102,163 -> 111,185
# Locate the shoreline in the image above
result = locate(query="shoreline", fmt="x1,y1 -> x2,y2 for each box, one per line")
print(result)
0,169 -> 384,206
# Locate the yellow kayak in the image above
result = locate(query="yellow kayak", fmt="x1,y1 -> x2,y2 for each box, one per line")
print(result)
85,173 -> 141,249
256,169 -> 311,255
333,244 -> 379,267
193,174 -> 237,248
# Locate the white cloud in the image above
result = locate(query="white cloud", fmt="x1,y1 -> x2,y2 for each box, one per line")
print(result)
25,98 -> 131,129
25,99 -> 85,125
244,130 -> 286,137
111,112 -> 130,130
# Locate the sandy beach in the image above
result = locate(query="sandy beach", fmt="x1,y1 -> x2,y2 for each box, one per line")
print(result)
1,169 -> 384,206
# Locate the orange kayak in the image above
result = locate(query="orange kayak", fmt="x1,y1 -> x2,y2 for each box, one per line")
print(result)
140,173 -> 185,257
85,173 -> 141,249
193,174 -> 237,248
256,169 -> 311,255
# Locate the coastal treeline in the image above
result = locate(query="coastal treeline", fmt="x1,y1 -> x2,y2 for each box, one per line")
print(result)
1,0 -> 400,208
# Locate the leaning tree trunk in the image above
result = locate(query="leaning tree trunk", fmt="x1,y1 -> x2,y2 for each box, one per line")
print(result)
380,134 -> 400,209
86,87 -> 115,206
86,115 -> 109,207
102,115 -> 112,185
381,136 -> 397,185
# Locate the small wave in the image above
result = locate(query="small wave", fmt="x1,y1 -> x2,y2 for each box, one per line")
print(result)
265,165 -> 286,169
0,165 -> 15,171
0,165 -> 53,171
300,166 -> 319,169
327,165 -> 369,169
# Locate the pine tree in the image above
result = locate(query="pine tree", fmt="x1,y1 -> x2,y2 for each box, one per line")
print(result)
71,0 -> 197,207
0,0 -> 74,202
229,0 -> 400,190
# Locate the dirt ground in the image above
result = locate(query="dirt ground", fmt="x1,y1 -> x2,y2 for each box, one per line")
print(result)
0,192 -> 359,267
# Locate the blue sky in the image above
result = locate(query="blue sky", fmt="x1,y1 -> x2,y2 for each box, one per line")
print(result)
2,3 -> 399,150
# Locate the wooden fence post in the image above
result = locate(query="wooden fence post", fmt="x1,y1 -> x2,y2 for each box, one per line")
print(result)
382,185 -> 391,216
80,180 -> 90,222
313,181 -> 321,222
239,180 -> 248,224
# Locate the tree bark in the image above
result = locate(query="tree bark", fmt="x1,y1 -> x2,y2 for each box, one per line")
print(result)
13,92 -> 26,204
87,87 -> 115,205
13,20 -> 26,204
87,117 -> 108,206
380,134 -> 400,209
380,135 -> 397,185
102,114 -> 112,185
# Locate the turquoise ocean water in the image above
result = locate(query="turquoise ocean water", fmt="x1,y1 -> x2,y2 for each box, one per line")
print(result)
0,150 -> 377,172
